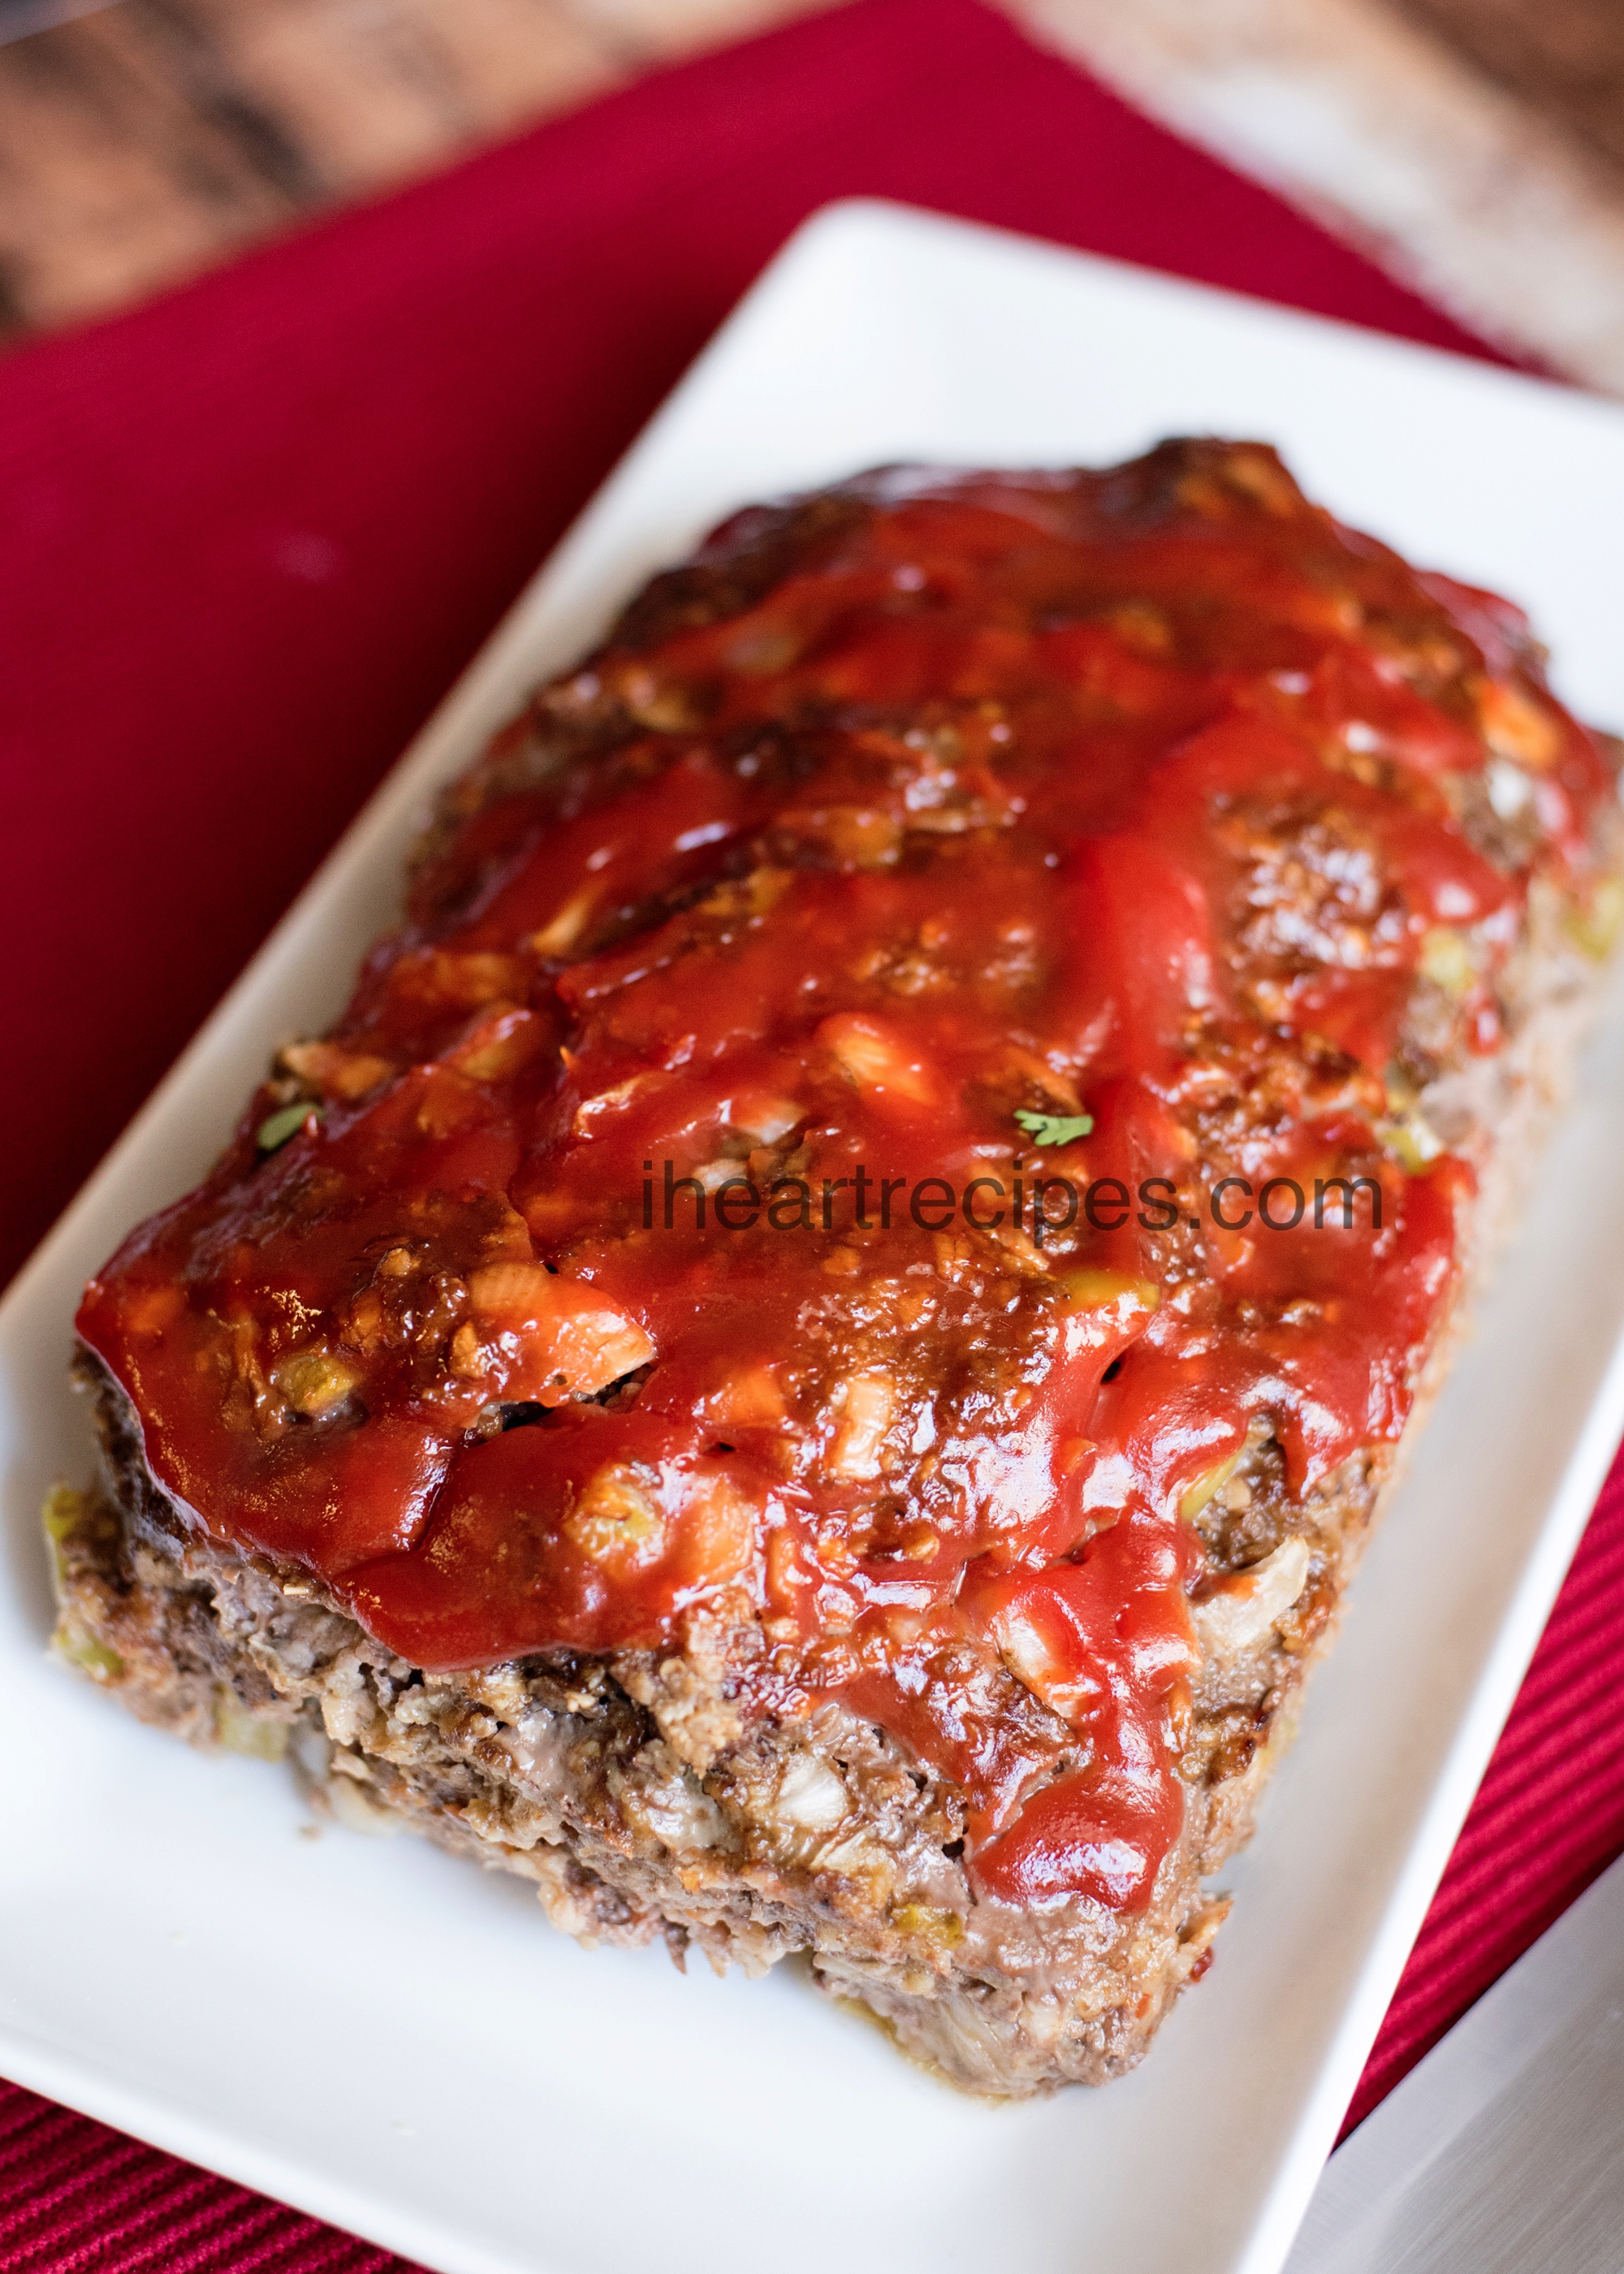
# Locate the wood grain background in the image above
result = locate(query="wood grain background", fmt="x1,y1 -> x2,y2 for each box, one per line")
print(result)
1392,0 -> 1624,177
0,0 -> 838,334
0,0 -> 1621,348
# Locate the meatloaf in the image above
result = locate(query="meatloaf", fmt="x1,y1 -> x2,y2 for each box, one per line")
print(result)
52,439 -> 1623,2095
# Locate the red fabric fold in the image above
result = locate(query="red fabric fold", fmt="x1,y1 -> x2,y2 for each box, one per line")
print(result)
0,0 -> 1611,2266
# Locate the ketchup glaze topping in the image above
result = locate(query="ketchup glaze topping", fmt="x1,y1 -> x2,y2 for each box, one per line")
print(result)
79,441 -> 1618,1916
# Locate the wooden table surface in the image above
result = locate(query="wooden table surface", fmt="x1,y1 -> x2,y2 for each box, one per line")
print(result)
0,0 -> 840,335
1393,0 -> 1624,178
1,0 -> 1622,377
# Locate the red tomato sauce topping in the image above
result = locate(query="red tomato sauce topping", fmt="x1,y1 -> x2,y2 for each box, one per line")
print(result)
79,443 -> 1616,1915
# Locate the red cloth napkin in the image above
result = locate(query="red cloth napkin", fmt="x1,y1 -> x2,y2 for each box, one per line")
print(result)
1,1 -> 1615,2266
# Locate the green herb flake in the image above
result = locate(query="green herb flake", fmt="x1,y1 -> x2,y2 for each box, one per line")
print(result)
257,1100 -> 323,1154
1013,1108 -> 1095,1148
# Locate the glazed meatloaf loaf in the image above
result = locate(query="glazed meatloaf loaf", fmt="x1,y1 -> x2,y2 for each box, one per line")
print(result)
53,439 -> 1622,2096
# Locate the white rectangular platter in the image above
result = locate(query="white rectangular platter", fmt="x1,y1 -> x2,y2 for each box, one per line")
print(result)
5,199 -> 1624,2274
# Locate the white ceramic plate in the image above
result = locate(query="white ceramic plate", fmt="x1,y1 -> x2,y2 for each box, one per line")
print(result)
5,201 -> 1624,2274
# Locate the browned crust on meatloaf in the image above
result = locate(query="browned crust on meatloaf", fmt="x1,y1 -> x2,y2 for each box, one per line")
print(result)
54,1352 -> 1337,2090
51,862 -> 1605,2097
48,444 -> 1624,2097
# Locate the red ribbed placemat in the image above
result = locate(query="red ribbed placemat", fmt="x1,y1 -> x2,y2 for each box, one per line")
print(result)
0,2084 -> 402,2274
1345,1444 -> 1624,2133
0,0 -> 1614,2265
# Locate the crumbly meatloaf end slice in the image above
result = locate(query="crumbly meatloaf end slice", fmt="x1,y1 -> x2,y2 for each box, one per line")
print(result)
50,1355 -> 1319,2089
59,440 -> 1624,2096
51,1356 -> 1231,2082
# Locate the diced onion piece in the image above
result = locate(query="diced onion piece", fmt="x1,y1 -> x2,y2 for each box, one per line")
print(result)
391,948 -> 528,1010
706,1364 -> 786,1425
1193,1537 -> 1312,1662
827,1373 -> 894,1480
528,887 -> 600,957
774,1753 -> 850,1831
445,1006 -> 540,1084
573,1072 -> 659,1134
466,1262 -> 556,1319
817,1013 -> 936,1107
996,1606 -> 1060,1697
280,1038 -> 395,1102
466,1265 -> 654,1404
676,1474 -> 756,1589
728,1092 -> 803,1144
564,1464 -> 667,1578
